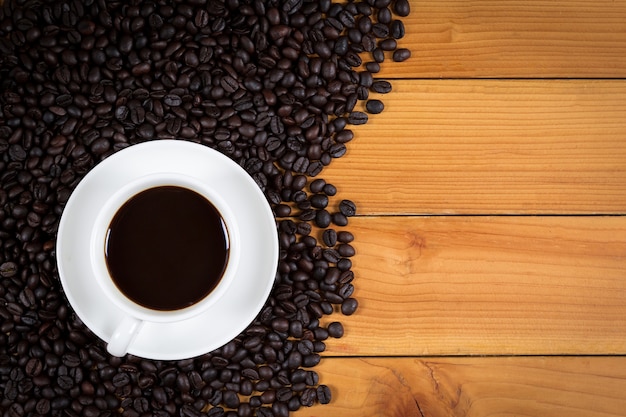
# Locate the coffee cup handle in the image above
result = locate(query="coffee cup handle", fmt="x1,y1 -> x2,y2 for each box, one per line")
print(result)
107,316 -> 144,357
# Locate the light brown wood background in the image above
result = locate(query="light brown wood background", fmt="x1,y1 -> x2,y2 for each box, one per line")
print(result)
295,1 -> 626,416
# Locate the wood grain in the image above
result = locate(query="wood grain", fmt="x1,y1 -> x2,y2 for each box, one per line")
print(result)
293,357 -> 626,417
322,216 -> 626,356
324,79 -> 626,215
379,0 -> 626,78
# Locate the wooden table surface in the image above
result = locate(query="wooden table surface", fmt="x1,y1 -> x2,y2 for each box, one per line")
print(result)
294,1 -> 626,416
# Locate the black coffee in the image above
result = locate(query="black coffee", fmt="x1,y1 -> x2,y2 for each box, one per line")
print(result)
105,186 -> 229,311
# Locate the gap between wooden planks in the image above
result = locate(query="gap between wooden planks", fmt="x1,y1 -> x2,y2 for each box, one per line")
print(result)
321,216 -> 626,356
324,79 -> 626,215
293,356 -> 626,417
378,0 -> 626,78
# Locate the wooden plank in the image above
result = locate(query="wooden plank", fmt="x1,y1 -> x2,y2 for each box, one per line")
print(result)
323,79 -> 626,215
322,216 -> 626,356
379,0 -> 626,78
294,356 -> 626,417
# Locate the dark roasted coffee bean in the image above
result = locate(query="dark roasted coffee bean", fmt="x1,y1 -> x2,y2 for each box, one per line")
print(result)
377,7 -> 392,24
393,48 -> 412,62
195,9 -> 209,27
366,99 -> 384,114
310,179 -> 326,193
335,130 -> 354,144
6,403 -> 25,417
115,105 -> 129,121
339,199 -> 357,216
372,47 -> 385,63
0,262 -> 18,277
337,231 -> 355,243
322,183 -> 337,196
220,76 -> 238,93
322,229 -> 337,247
91,138 -> 110,155
25,358 -> 43,376
394,0 -> 411,16
272,401 -> 289,417
341,298 -> 358,315
327,322 -> 344,338
329,143 -> 347,158
302,353 -> 321,367
391,19 -> 406,39
164,94 -> 182,107
300,388 -> 317,407
332,212 -> 349,226
338,244 -> 356,257
256,407 -> 272,417
57,375 -> 74,390
372,80 -> 392,93
380,38 -> 398,51
315,210 -> 331,228
137,123 -> 154,139
223,390 -> 240,408
35,399 -> 51,414
316,385 -> 331,404
310,194 -> 329,209
339,279 -> 356,298
347,111 -> 368,125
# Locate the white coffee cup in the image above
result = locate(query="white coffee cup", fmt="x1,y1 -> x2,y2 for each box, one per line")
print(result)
89,172 -> 240,357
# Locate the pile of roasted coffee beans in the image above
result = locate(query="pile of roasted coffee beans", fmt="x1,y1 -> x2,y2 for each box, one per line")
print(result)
0,0 -> 409,415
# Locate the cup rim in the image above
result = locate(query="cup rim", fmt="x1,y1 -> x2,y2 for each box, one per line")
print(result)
90,172 -> 241,323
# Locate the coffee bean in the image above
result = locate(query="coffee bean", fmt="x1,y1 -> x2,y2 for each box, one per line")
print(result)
6,403 -> 24,417
393,48 -> 412,62
366,99 -> 384,114
319,184 -> 335,197
223,390 -> 240,408
90,138 -> 110,155
57,375 -> 74,390
115,105 -> 129,121
62,353 -> 81,368
316,385 -> 332,404
341,298 -> 359,315
137,123 -> 154,139
380,38 -> 398,51
347,111 -> 368,125
112,372 -> 131,388
300,388 -> 317,407
339,199 -> 357,217
220,76 -> 239,93
372,80 -> 392,93
163,94 -> 182,107
327,322 -> 344,338
0,262 -> 18,277
310,194 -> 329,209
372,47 -> 385,63
25,358 -> 43,376
332,212 -> 349,228
393,0 -> 411,17
321,229 -> 337,247
335,232 -> 353,245
129,105 -> 146,124
391,20 -> 406,39
315,210 -> 332,228
35,399 -> 50,414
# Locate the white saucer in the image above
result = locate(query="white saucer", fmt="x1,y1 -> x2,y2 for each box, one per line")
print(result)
56,140 -> 279,360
